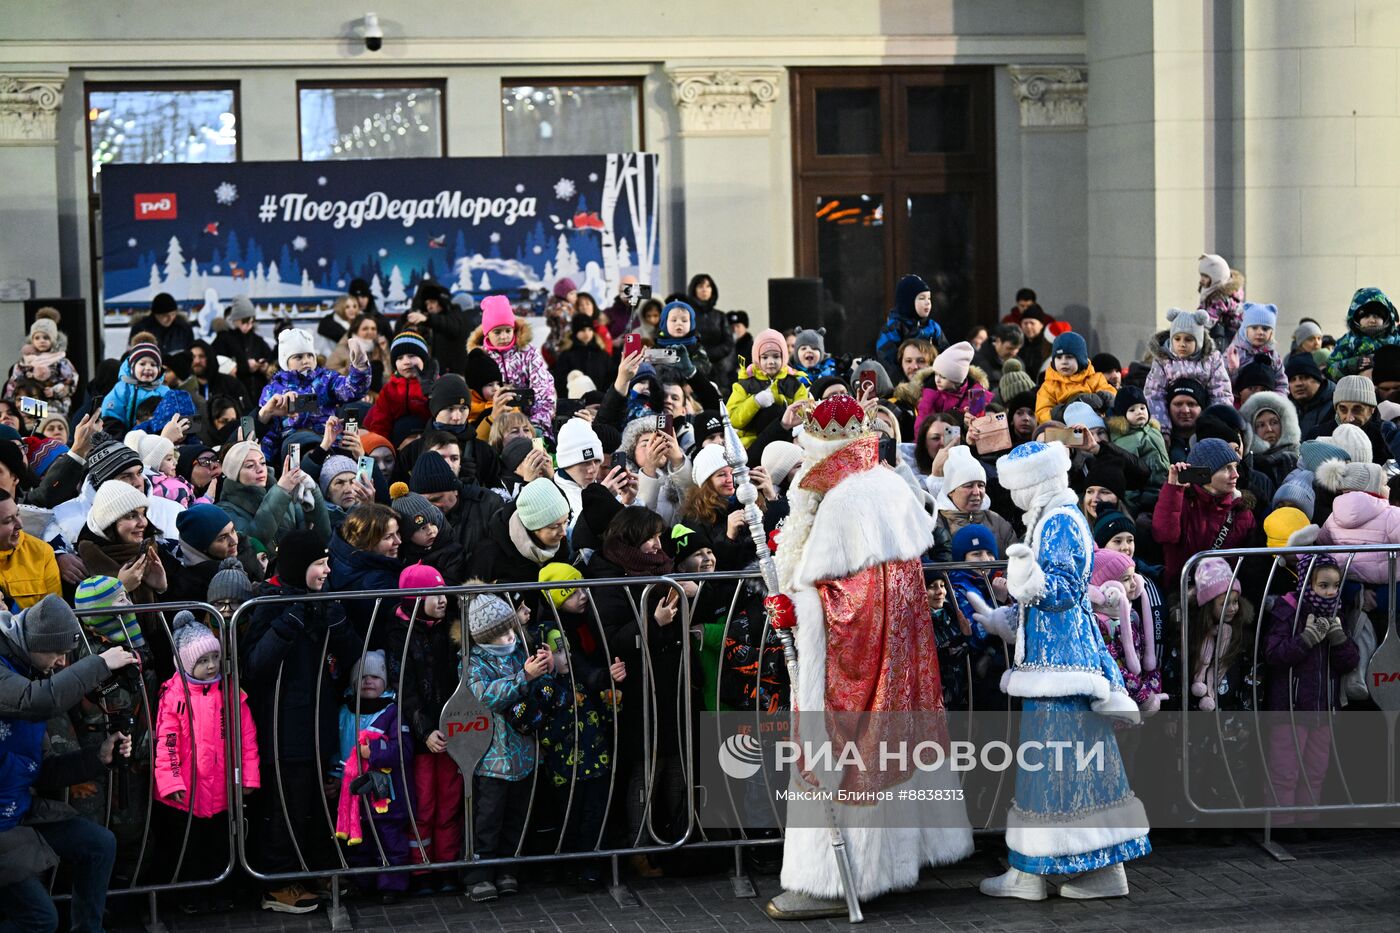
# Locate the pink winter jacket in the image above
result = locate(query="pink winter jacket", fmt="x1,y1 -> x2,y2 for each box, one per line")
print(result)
1142,329 -> 1234,427
467,319 -> 557,428
1318,490 -> 1400,585
153,673 -> 260,818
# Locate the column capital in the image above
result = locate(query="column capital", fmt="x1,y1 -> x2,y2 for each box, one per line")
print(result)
0,74 -> 65,146
1008,65 -> 1087,128
666,66 -> 783,137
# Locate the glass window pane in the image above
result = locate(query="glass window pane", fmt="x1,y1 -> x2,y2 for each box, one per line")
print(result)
816,193 -> 885,351
906,192 -> 974,326
906,85 -> 971,153
815,88 -> 881,156
88,88 -> 236,188
299,85 -> 444,161
502,84 -> 640,156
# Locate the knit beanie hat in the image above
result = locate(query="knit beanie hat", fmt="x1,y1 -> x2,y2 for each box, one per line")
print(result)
220,439 -> 257,480
1050,331 -> 1088,368
227,296 -> 256,323
1318,458 -> 1385,495
1334,375 -> 1378,408
552,277 -> 578,300
318,455 -> 359,497
951,523 -> 998,562
1194,556 -> 1241,606
1111,384 -> 1148,417
74,577 -> 141,648
87,480 -> 150,538
24,436 -> 67,477
1195,404 -> 1249,450
931,341 -> 974,384
389,482 -> 444,533
668,523 -> 715,565
1285,352 -> 1325,383
87,438 -> 144,487
794,327 -> 826,355
760,440 -> 803,487
127,341 -> 162,374
996,363 -> 1037,404
275,528 -> 327,589
1166,307 -> 1209,346
138,435 -> 175,472
567,371 -> 598,400
479,295 -> 516,334
1198,254 -> 1230,290
1233,354 -> 1278,393
500,437 -> 534,477
409,450 -> 462,496
1298,439 -> 1350,473
751,328 -> 787,365
1186,438 -> 1239,476
351,649 -> 387,685
463,351 -> 502,395
171,611 -> 221,677
1083,459 -> 1127,504
467,592 -> 517,642
30,317 -> 59,343
1091,353 -> 1122,378
1324,423 -> 1373,465
539,561 -> 584,608
1271,478 -> 1317,520
277,328 -> 316,370
692,444 -> 730,488
515,477 -> 570,531
358,432 -> 393,463
1166,377 -> 1209,408
555,418 -> 603,469
21,594 -> 85,654
390,331 -> 429,366
1242,302 -> 1278,330
1061,401 -> 1105,431
207,557 -> 254,606
1293,320 -> 1323,345
399,562 -> 446,616
941,445 -> 986,496
176,503 -> 231,554
1089,547 -> 1134,589
1263,507 -> 1311,549
1092,510 -> 1136,548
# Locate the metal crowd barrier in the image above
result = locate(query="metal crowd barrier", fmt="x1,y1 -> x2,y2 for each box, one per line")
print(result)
1179,542 -> 1400,858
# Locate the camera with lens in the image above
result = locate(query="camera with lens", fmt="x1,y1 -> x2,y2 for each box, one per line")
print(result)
508,385 -> 535,412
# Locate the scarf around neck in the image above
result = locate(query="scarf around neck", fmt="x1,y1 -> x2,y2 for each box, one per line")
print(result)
507,510 -> 559,565
603,538 -> 674,577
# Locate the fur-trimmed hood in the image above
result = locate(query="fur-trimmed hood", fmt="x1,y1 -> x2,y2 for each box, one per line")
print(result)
1149,328 -> 1219,363
1239,390 -> 1301,454
894,365 -> 937,407
467,318 -> 535,351
1106,413 -> 1163,438
1200,268 -> 1245,305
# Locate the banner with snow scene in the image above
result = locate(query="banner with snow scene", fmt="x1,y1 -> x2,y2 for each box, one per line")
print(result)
99,153 -> 661,316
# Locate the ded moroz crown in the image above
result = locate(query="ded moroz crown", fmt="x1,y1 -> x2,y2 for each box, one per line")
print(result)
802,394 -> 868,440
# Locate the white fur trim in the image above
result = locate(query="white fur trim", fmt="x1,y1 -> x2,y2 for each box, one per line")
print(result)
1006,794 -> 1149,859
1006,557 -> 1046,605
995,441 -> 1071,492
790,587 -> 828,716
1090,688 -> 1142,724
790,468 -> 934,590
1001,667 -> 1111,703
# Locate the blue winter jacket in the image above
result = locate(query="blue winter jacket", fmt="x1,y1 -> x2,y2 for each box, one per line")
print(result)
874,274 -> 947,373
100,356 -> 172,430
256,364 -> 371,461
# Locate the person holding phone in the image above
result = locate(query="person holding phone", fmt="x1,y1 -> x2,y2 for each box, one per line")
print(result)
1151,438 -> 1258,585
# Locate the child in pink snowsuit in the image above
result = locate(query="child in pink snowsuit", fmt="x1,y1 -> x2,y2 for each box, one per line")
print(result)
917,340 -> 991,422
468,295 -> 557,430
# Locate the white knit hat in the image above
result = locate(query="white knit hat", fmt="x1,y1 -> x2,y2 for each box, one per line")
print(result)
138,435 -> 176,472
1317,459 -> 1385,495
277,328 -> 316,370
221,439 -> 257,479
1199,254 -> 1230,290
692,444 -> 730,488
350,649 -> 387,684
940,445 -> 986,496
760,440 -> 803,488
87,480 -> 150,538
566,370 -> 598,400
1323,423 -> 1373,466
555,418 -> 602,469
931,341 -> 974,385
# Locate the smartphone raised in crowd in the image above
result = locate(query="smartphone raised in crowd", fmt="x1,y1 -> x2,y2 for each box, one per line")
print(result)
1178,465 -> 1216,486
623,333 -> 642,358
288,443 -> 301,472
356,455 -> 375,485
239,414 -> 256,441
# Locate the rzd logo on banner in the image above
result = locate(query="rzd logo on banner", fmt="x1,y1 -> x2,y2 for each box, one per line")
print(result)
134,193 -> 177,220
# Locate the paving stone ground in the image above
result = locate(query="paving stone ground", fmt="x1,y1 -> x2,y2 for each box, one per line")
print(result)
116,830 -> 1400,933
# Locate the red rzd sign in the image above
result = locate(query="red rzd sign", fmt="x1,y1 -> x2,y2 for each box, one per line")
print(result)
134,193 -> 177,220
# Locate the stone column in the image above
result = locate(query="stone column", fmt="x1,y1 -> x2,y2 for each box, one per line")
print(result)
0,74 -> 65,354
665,65 -> 785,324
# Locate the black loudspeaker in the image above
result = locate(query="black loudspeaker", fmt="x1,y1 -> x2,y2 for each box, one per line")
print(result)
767,278 -> 823,335
25,297 -> 91,391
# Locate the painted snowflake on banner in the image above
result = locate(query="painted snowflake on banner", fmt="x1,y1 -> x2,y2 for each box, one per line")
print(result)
317,257 -> 328,267
553,177 -> 576,200
378,248 -> 388,257
127,238 -> 137,247
489,232 -> 501,243
317,176 -> 328,186
405,235 -> 415,245
515,183 -> 526,194
588,172 -> 598,182
214,181 -> 238,205
291,235 -> 308,251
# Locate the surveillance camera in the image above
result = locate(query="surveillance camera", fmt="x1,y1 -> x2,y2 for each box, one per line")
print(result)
363,12 -> 383,52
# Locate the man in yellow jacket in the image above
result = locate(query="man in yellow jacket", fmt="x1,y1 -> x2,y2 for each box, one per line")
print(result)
0,490 -> 61,608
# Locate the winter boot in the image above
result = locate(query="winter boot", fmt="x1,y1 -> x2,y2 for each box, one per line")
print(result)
1057,863 -> 1129,899
978,867 -> 1048,901
763,890 -> 849,920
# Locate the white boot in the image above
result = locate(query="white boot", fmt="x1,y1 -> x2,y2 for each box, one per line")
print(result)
1058,863 -> 1129,899
978,867 -> 1048,901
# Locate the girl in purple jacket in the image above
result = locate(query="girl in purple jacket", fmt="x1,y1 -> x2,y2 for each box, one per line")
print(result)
1262,554 -> 1359,824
